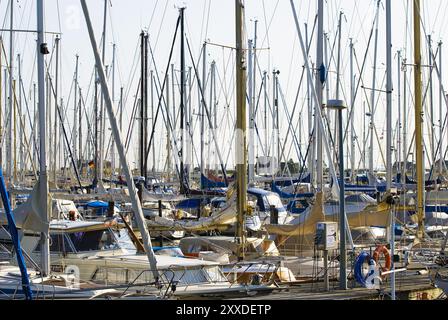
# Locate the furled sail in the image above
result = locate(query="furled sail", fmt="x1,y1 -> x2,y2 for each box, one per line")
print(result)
0,180 -> 51,234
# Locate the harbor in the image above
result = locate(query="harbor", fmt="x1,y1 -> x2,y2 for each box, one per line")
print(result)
0,0 -> 447,303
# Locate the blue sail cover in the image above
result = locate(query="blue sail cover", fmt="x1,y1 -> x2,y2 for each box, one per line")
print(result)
331,178 -> 379,193
201,174 -> 227,189
271,182 -> 314,199
175,198 -> 208,210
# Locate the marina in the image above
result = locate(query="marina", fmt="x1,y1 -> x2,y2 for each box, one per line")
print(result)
0,0 -> 447,304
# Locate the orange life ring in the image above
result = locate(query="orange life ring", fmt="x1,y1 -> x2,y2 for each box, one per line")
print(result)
372,245 -> 391,274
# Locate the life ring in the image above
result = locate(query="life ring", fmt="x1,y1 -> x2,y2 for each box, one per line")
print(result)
373,245 -> 392,274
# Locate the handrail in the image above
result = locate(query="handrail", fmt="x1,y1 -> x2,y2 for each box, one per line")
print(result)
119,268 -> 175,298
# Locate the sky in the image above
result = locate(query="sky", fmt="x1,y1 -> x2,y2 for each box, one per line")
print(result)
1,0 -> 448,174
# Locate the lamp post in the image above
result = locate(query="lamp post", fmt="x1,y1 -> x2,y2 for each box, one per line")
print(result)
327,99 -> 347,290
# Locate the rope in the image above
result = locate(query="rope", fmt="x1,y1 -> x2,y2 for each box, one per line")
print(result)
354,251 -> 375,287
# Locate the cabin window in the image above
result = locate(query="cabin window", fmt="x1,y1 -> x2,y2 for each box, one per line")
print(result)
93,268 -> 156,285
168,267 -> 227,285
34,234 -> 73,253
170,269 -> 208,285
67,229 -> 118,252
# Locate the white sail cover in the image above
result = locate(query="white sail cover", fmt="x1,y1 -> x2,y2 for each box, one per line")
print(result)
142,187 -> 187,202
0,181 -> 50,234
145,192 -> 237,232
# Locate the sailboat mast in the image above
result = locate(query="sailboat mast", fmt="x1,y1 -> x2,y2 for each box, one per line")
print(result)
413,0 -> 425,238
252,20 -> 258,181
139,31 -> 145,181
54,37 -> 61,185
397,50 -> 402,178
8,0 -> 14,184
18,55 -> 23,180
98,0 -> 107,187
370,0 -> 380,176
0,37 -> 2,170
403,55 -> 408,184
180,7 -> 186,193
37,0 -> 50,276
386,0 -> 392,189
428,35 -> 435,166
335,11 -> 343,165
386,0 -> 395,300
235,0 -> 247,261
72,50 -> 78,180
150,72 -> 155,174
111,43 -> 116,175
439,41 -> 443,177
316,0 -> 324,191
350,39 -> 355,181
248,39 -> 254,184
201,42 -> 206,186
144,36 -> 149,182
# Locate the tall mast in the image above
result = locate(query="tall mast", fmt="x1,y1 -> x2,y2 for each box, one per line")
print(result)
413,0 -> 425,239
386,0 -> 392,189
335,11 -> 343,166
235,0 -> 247,261
8,0 -> 14,184
37,0 -> 50,276
179,7 -> 186,193
439,41 -> 443,177
54,37 -> 61,185
350,39 -> 355,181
13,79 -> 16,184
150,72 -> 155,174
187,66 -> 192,180
72,52 -> 78,180
428,35 -> 435,167
252,20 -> 258,181
316,0 -> 324,191
305,24 -> 314,181
248,39 -> 254,184
78,85 -> 82,169
98,0 -> 108,187
165,74 -> 171,182
139,31 -> 145,181
0,37 -> 2,170
118,86 -> 123,175
18,54 -> 23,180
403,55 -> 408,184
201,42 -> 206,186
370,0 -> 380,176
144,36 -> 148,182
386,0 -> 395,300
263,71 -> 268,159
198,42 -> 207,188
94,78 -> 99,185
111,43 -> 116,175
397,51 -> 402,179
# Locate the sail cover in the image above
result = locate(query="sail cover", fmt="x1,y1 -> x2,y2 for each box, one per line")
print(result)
265,192 -> 391,236
0,181 -> 50,234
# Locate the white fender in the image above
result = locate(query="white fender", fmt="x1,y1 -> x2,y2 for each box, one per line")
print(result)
65,265 -> 80,289
365,260 -> 381,290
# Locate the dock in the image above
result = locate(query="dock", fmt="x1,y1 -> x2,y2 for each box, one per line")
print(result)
227,272 -> 444,300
